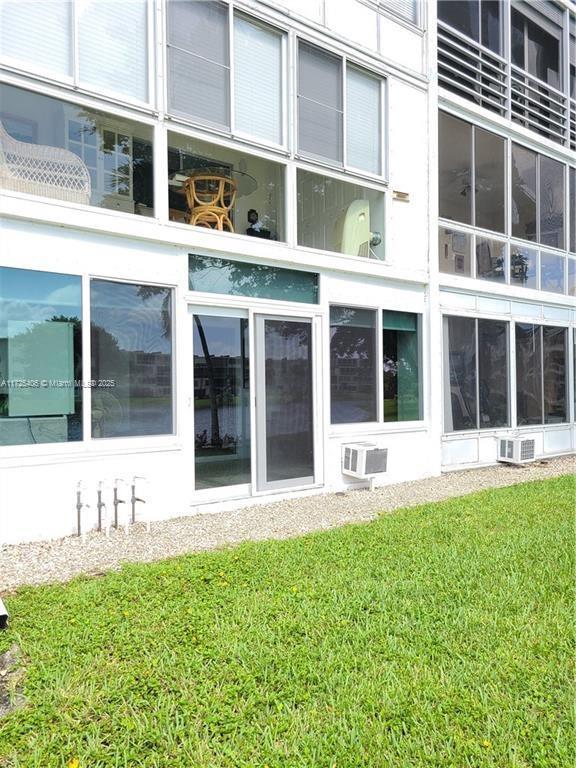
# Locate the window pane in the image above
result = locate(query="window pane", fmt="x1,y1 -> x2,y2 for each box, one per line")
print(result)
382,311 -> 421,422
515,323 -> 542,426
476,237 -> 506,282
439,112 -> 472,224
298,43 -> 343,163
90,281 -> 173,438
570,166 -> 575,254
0,0 -> 71,77
167,0 -> 229,128
78,0 -> 148,102
539,156 -> 564,249
540,251 -> 565,294
568,259 -> 576,297
543,326 -> 566,424
346,67 -> 381,174
0,83 -> 154,216
330,307 -> 377,424
481,0 -> 501,54
511,144 -> 537,242
526,14 -> 560,88
474,127 -> 505,233
510,244 -> 538,288
0,267 -> 82,446
438,227 -> 472,276
234,16 -> 282,145
193,315 -> 250,489
297,170 -> 384,259
443,316 -> 477,431
438,0 -> 479,41
478,319 -> 508,428
168,132 -> 285,240
188,255 -> 318,304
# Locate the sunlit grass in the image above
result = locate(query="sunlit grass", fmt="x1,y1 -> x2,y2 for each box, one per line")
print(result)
0,476 -> 574,767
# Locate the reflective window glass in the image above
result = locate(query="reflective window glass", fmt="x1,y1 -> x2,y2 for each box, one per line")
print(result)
476,237 -> 506,282
478,319 -> 509,428
438,0 -> 479,41
540,156 -> 564,250
438,227 -> 472,276
330,307 -> 377,424
570,166 -> 575,254
511,144 -> 537,242
193,315 -> 250,489
543,325 -> 567,424
439,112 -> 472,224
540,251 -> 565,294
474,127 -> 505,233
382,311 -> 421,422
0,267 -> 82,446
510,244 -> 538,289
568,259 -> 576,297
516,323 -> 542,426
90,281 -> 173,438
443,315 -> 477,431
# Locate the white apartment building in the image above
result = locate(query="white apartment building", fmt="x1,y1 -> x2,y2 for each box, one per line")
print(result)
0,0 -> 573,545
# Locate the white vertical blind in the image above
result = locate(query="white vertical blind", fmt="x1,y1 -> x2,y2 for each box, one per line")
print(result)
0,0 -> 72,77
346,67 -> 381,174
77,0 -> 148,102
234,16 -> 282,145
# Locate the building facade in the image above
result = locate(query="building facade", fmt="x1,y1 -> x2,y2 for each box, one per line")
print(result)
0,0 -> 573,545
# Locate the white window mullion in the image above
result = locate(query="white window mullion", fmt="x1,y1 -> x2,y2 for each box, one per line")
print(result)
72,0 -> 79,87
342,55 -> 348,169
82,274 -> 92,443
229,2 -> 235,134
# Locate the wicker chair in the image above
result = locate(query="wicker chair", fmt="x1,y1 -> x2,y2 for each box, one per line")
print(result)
184,174 -> 237,232
0,121 -> 91,205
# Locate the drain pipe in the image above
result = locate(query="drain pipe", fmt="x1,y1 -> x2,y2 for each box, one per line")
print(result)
76,482 -> 90,538
96,481 -> 106,532
113,478 -> 126,530
130,475 -> 147,524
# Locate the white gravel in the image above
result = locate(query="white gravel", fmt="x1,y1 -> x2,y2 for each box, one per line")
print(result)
1,456 -> 574,592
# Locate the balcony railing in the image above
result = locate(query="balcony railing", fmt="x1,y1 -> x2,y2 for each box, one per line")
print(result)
438,21 -> 574,149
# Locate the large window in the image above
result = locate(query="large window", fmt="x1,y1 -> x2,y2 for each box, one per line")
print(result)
0,267 -> 82,447
382,311 -> 421,422
516,323 -> 567,425
443,316 -> 509,432
0,83 -> 153,215
90,280 -> 173,438
0,0 -> 149,102
439,113 -> 505,233
298,42 -> 382,174
297,170 -> 384,259
167,1 -> 284,146
330,307 -> 377,424
438,0 -> 501,54
167,132 -> 284,239
193,314 -> 250,490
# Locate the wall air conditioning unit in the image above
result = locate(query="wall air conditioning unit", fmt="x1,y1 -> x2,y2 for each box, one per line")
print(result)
498,437 -> 536,465
342,443 -> 388,481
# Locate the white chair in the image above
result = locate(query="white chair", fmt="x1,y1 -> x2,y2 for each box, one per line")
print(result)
0,121 -> 91,205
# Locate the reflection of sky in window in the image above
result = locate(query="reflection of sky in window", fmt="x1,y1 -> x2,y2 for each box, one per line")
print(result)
0,268 -> 81,333
90,281 -> 171,353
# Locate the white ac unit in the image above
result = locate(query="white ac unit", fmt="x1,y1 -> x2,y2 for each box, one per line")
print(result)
498,437 -> 536,465
342,442 -> 388,479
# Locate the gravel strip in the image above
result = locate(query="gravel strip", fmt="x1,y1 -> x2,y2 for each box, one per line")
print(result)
2,456 -> 574,592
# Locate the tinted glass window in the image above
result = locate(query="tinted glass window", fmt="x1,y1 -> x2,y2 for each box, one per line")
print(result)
481,0 -> 501,54
475,127 -> 505,233
382,312 -> 421,422
540,156 -> 564,249
330,306 -> 377,424
478,319 -> 508,428
443,315 -> 477,431
439,112 -> 472,224
0,267 -> 82,446
510,244 -> 538,289
438,227 -> 472,276
543,326 -> 566,424
540,251 -> 565,294
511,144 -> 537,242
511,8 -> 561,88
516,323 -> 542,426
90,281 -> 173,438
476,237 -> 506,282
438,0 -> 479,41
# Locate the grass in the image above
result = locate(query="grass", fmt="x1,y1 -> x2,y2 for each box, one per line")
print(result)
0,476 -> 574,767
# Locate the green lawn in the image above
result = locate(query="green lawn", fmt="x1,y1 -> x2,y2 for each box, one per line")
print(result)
0,476 -> 574,767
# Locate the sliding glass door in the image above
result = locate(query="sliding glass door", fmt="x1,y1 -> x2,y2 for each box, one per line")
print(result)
255,315 -> 315,491
192,311 -> 251,491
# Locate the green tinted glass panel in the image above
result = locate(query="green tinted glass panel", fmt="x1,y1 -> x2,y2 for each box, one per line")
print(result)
382,311 -> 420,422
189,254 -> 318,304
382,311 -> 417,332
0,267 -> 82,446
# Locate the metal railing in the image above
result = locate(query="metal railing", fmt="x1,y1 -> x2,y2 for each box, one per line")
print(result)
438,21 -> 574,149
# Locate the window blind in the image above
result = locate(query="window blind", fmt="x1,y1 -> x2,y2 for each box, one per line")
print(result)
0,0 -> 71,77
298,43 -> 343,163
167,0 -> 230,128
78,0 -> 148,102
346,67 -> 381,174
234,17 -> 282,145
